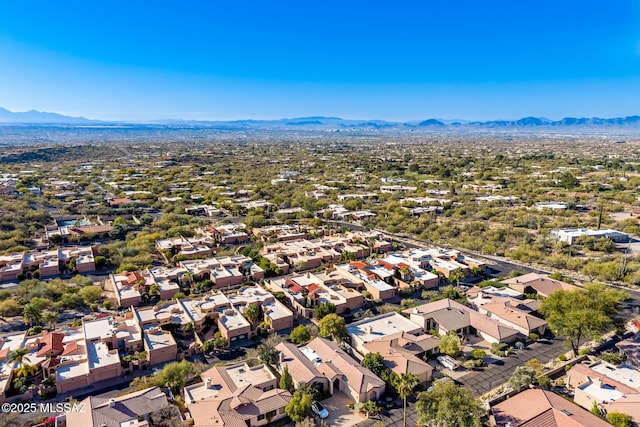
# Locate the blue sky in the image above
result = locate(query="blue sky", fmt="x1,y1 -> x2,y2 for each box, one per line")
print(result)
1,1 -> 639,121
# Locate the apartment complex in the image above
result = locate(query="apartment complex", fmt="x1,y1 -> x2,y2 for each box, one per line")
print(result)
261,235 -> 372,272
0,246 -> 95,281
181,255 -> 264,288
393,247 -> 487,279
134,287 -> 293,350
333,263 -> 397,300
156,236 -> 214,260
109,268 -> 181,308
198,223 -> 250,245
267,272 -> 364,319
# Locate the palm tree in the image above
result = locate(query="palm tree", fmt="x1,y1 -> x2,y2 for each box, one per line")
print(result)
8,349 -> 30,367
149,284 -> 160,296
23,304 -> 41,327
340,250 -> 355,262
15,362 -> 34,378
43,311 -> 59,331
8,349 -> 32,377
396,373 -> 420,427
244,303 -> 263,326
449,268 -> 465,288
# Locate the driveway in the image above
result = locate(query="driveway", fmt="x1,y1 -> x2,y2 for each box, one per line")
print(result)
456,337 -> 566,396
354,395 -> 419,427
322,392 -> 366,427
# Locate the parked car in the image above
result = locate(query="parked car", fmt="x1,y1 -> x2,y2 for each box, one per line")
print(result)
437,355 -> 460,370
311,401 -> 329,419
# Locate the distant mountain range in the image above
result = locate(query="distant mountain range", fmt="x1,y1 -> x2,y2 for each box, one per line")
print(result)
0,107 -> 96,124
2,107 -> 640,130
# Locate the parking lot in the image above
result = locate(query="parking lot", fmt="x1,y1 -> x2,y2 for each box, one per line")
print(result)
456,337 -> 566,396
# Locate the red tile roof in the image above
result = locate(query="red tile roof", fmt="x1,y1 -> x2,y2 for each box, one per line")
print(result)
125,271 -> 144,284
349,261 -> 368,270
306,284 -> 321,294
37,332 -> 65,357
62,340 -> 78,356
288,284 -> 303,294
376,260 -> 395,269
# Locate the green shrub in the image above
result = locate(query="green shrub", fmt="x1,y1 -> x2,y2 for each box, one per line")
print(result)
537,375 -> 552,389
471,349 -> 486,360
398,288 -> 414,298
579,347 -> 592,356
400,298 -> 415,308
528,333 -> 539,342
202,340 -> 215,353
490,342 -> 508,356
462,360 -> 476,370
599,352 -> 624,365
558,354 -> 567,361
27,326 -> 43,336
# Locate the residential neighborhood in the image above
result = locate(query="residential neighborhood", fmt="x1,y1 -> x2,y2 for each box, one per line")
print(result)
1,137 -> 640,427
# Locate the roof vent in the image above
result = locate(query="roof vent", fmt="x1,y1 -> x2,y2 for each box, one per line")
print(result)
108,398 -> 116,408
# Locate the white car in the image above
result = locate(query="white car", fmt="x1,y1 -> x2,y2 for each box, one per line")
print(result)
437,355 -> 460,370
311,401 -> 329,419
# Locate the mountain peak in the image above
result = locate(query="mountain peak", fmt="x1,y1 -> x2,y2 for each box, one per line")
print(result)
0,107 -> 95,124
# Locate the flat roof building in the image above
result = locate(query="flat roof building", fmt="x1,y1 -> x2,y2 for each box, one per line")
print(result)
551,228 -> 629,245
347,312 -> 423,354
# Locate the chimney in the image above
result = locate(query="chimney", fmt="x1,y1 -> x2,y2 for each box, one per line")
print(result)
367,325 -> 373,334
278,351 -> 284,365
205,377 -> 212,389
108,398 -> 116,408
